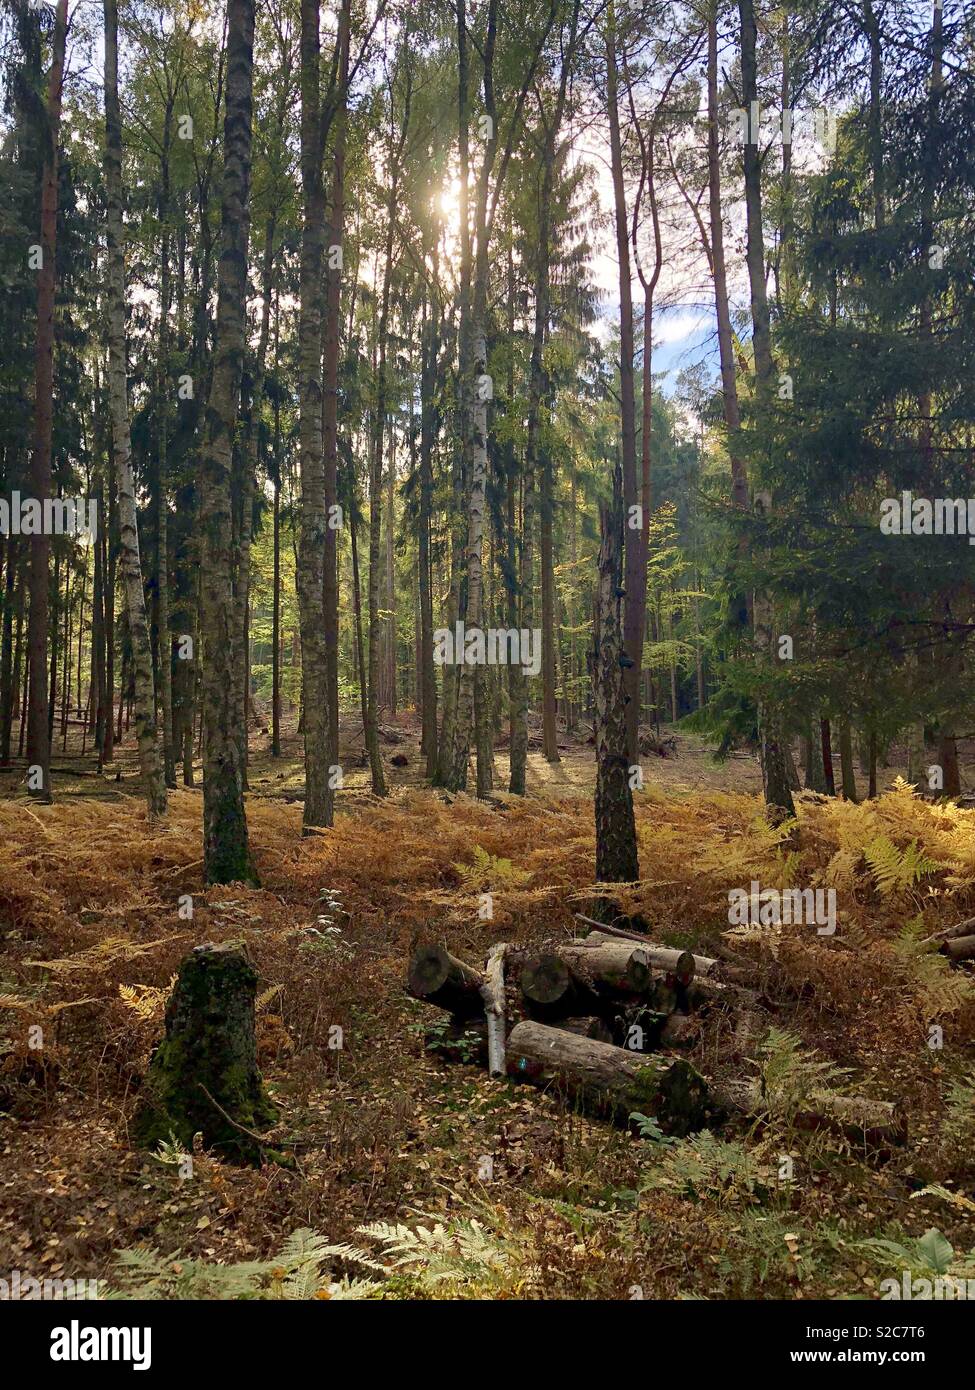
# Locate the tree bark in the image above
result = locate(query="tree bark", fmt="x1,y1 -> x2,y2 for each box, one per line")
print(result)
132,943 -> 278,1163
157,109 -> 176,788
839,720 -> 859,800
606,17 -> 642,762
322,0 -> 351,775
418,281 -> 440,777
507,1020 -> 711,1136
592,469 -> 639,884
296,0 -> 336,827
197,0 -> 257,877
25,0 -> 69,801
738,0 -> 795,823
103,0 -> 167,821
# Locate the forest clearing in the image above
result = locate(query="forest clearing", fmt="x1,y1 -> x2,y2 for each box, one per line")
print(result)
1,0 -> 974,1353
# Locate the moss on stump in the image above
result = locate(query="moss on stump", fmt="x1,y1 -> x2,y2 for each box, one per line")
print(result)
132,942 -> 278,1164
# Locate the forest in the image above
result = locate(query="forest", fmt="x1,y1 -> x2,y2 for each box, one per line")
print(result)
0,0 -> 974,1334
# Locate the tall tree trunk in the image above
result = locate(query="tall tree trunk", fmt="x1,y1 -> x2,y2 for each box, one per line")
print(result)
296,0 -> 336,826
350,502 -> 369,740
322,0 -> 351,773
0,537 -> 22,764
443,0 -> 476,793
271,304 -> 282,760
366,188 -> 399,800
197,0 -> 257,877
606,15 -> 641,763
384,426 -> 397,714
236,213 -> 276,791
103,0 -> 167,820
839,720 -> 858,801
157,113 -> 176,788
738,0 -> 795,822
804,719 -> 828,791
103,457 -> 116,763
820,717 -> 836,797
509,1 -> 580,787
90,485 -> 105,756
593,467 -> 639,885
25,0 -> 69,801
705,7 -> 750,631
418,283 -> 439,777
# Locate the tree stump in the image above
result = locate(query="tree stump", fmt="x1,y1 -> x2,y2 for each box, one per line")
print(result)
132,943 -> 278,1163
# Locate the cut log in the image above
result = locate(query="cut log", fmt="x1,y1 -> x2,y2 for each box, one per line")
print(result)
583,929 -> 695,984
660,1013 -> 700,1048
480,943 -> 508,1077
558,941 -> 652,995
942,934 -> 975,965
408,945 -> 484,1019
687,977 -> 764,1012
519,954 -> 602,1018
557,1016 -> 614,1044
520,940 -> 651,1020
574,914 -> 723,980
506,1020 -> 711,1136
921,917 -> 975,947
132,943 -> 278,1164
714,1079 -> 907,1148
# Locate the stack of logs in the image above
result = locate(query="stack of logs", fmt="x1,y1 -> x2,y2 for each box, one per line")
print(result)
407,916 -> 908,1148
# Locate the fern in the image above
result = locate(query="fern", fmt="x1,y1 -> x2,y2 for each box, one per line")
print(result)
641,1133 -> 769,1207
864,836 -> 938,897
891,926 -> 974,1017
256,984 -> 284,1013
118,978 -> 174,1021
757,1027 -> 851,1122
912,1185 -> 975,1216
28,935 -> 183,975
453,844 -> 530,891
356,1215 -> 516,1291
107,1228 -> 384,1300
936,1069 -> 975,1159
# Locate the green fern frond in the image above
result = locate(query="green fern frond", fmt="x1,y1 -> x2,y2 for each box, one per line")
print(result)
864,837 -> 939,897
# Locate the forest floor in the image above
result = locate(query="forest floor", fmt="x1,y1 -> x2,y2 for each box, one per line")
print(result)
1,714 -> 974,1298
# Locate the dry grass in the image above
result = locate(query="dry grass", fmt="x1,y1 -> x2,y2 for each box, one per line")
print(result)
0,766 -> 973,1298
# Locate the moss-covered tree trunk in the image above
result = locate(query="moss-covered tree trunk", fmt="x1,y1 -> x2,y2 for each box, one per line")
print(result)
133,944 -> 276,1163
